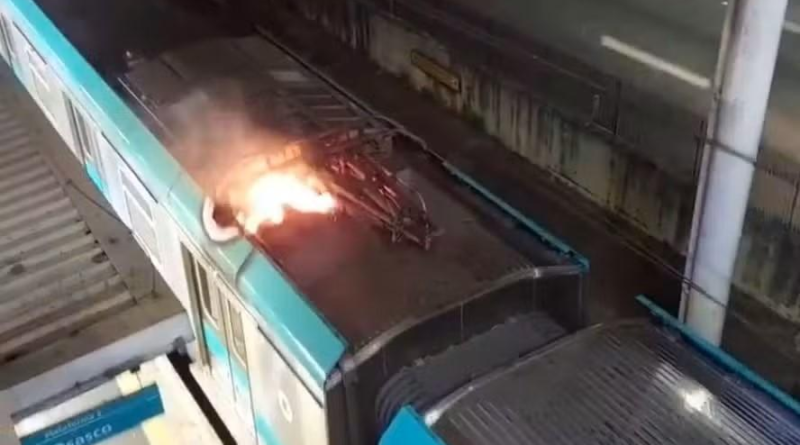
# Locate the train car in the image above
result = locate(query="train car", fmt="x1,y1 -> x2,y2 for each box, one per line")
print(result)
380,296 -> 800,445
0,0 -> 588,444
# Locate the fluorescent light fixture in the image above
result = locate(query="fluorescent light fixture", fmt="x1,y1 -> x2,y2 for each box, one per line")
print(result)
601,35 -> 712,90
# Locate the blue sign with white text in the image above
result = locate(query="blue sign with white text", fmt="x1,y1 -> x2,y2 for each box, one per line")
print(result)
21,385 -> 164,445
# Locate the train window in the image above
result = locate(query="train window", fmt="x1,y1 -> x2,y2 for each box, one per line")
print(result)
66,102 -> 101,168
120,169 -> 160,263
120,170 -> 152,219
0,16 -> 15,66
227,303 -> 247,364
207,282 -> 224,326
61,98 -> 84,162
195,263 -> 223,327
27,48 -> 48,90
198,268 -> 213,324
186,251 -> 223,329
9,23 -> 25,66
26,47 -> 60,122
194,261 -> 211,309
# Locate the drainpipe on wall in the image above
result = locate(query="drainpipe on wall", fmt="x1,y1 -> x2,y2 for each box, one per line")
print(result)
682,0 -> 787,345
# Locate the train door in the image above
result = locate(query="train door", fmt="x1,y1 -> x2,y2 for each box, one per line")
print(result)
224,291 -> 256,434
183,246 -> 257,439
190,257 -> 234,393
65,99 -> 105,191
59,97 -> 84,162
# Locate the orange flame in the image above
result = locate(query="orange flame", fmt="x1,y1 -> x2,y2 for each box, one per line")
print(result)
238,172 -> 336,233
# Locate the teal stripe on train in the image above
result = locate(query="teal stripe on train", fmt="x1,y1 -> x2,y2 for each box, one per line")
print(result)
203,325 -> 230,366
231,358 -> 250,394
255,413 -> 284,445
203,324 -> 251,391
85,163 -> 105,195
379,406 -> 446,445
4,0 -> 345,392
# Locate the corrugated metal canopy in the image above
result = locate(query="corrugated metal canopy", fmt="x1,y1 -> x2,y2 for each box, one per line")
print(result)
430,321 -> 800,445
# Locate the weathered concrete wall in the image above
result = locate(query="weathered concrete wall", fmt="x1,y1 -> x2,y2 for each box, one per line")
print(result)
736,163 -> 800,322
363,12 -> 695,249
269,0 -> 800,322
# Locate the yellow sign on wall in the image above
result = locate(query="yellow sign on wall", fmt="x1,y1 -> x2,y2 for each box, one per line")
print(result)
410,50 -> 460,92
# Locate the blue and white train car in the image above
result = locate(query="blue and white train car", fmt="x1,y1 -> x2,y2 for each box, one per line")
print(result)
0,0 -> 589,444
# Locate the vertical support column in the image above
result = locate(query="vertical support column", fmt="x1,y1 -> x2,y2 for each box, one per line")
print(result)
682,0 -> 787,344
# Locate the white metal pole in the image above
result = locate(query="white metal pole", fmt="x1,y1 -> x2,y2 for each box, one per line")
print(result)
682,0 -> 787,344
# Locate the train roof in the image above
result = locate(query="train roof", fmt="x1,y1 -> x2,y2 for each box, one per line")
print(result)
425,321 -> 800,445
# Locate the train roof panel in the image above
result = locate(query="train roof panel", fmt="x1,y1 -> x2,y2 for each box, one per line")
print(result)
427,321 -> 800,445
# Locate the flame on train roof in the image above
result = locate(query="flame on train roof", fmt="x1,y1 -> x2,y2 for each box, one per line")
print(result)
220,142 -> 337,234
237,170 -> 336,233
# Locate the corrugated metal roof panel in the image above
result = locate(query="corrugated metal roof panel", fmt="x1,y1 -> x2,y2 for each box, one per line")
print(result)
431,322 -> 800,445
376,311 -> 567,429
0,97 -> 134,363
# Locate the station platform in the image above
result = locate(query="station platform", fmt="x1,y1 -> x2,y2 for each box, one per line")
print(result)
7,354 -> 225,445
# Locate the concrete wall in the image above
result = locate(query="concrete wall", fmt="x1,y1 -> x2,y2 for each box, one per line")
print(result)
268,0 -> 800,323
736,165 -> 800,322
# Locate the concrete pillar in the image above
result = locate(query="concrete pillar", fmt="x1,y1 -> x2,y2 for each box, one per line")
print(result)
682,0 -> 787,344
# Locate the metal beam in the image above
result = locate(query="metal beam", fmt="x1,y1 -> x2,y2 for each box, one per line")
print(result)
682,0 -> 787,344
